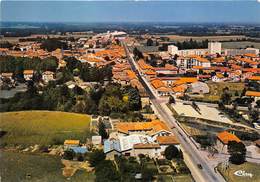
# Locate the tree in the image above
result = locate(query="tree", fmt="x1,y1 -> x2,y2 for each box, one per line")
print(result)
88,149 -> 106,167
133,47 -> 143,60
220,92 -> 231,105
227,141 -> 246,165
164,145 -> 180,160
40,38 -> 68,52
256,100 -> 260,108
123,86 -> 141,111
141,160 -> 158,181
168,95 -> 175,104
95,160 -> 120,182
249,110 -> 259,123
146,38 -> 154,46
63,149 -> 75,160
98,121 -> 109,140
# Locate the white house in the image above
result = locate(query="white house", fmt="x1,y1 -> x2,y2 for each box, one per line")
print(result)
42,71 -> 54,83
23,70 -> 34,81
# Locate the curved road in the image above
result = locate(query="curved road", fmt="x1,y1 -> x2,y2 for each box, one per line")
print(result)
123,42 -> 226,182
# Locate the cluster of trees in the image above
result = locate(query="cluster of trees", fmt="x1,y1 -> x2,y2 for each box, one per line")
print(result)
40,38 -> 68,52
218,86 -> 259,125
64,57 -> 113,82
1,80 -> 142,119
228,141 -> 247,165
164,145 -> 183,160
146,38 -> 159,46
98,84 -> 142,116
0,81 -> 76,112
133,47 -> 144,60
174,39 -> 209,50
98,121 -> 109,140
0,56 -> 59,74
87,149 -> 120,182
116,156 -> 141,181
194,135 -> 216,149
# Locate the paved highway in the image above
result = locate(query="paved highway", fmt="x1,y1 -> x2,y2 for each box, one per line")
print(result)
123,42 -> 226,182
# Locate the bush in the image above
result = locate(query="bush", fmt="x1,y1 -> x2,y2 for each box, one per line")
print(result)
229,153 -> 245,165
51,137 -> 63,145
228,141 -> 246,165
164,145 -> 181,160
63,149 -> 75,160
88,149 -> 106,167
77,154 -> 84,161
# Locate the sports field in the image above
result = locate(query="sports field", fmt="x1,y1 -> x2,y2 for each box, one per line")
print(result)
0,111 -> 91,146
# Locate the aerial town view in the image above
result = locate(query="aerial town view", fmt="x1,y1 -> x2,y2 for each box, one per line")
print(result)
0,1 -> 260,182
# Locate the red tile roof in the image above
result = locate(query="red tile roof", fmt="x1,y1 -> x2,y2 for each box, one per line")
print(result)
217,131 -> 241,145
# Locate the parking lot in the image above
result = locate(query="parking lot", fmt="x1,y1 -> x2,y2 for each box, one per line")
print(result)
172,102 -> 233,124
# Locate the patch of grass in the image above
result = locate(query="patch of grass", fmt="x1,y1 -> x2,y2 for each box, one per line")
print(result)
172,175 -> 193,182
217,162 -> 260,182
222,41 -> 260,49
0,151 -> 95,182
0,111 -> 91,146
201,82 -> 245,102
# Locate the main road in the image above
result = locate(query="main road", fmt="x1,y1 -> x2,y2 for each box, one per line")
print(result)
122,42 -> 226,182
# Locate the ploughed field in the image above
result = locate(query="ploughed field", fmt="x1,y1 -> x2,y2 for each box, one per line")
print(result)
0,111 -> 91,146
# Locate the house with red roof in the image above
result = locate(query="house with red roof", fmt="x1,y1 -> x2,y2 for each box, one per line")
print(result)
216,131 -> 241,153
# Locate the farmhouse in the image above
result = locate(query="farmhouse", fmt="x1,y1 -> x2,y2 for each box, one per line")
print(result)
64,140 -> 80,147
42,71 -> 54,83
116,120 -> 172,139
23,70 -> 34,81
1,72 -> 13,80
104,120 -> 180,159
216,131 -> 241,153
104,133 -> 180,159
245,91 -> 260,102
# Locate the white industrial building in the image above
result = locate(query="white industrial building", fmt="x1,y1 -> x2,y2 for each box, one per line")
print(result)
168,42 -> 222,56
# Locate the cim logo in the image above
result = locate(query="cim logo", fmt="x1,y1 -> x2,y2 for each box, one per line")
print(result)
234,170 -> 253,178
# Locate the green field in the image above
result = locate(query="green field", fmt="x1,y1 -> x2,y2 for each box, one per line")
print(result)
0,151 -> 95,182
202,82 -> 245,102
222,41 -> 260,49
0,111 -> 91,146
218,162 -> 260,182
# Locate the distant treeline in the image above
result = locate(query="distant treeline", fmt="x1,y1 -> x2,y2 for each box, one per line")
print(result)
0,56 -> 58,73
159,39 -> 209,51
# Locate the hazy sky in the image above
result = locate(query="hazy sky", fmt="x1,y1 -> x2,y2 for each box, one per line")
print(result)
1,1 -> 260,23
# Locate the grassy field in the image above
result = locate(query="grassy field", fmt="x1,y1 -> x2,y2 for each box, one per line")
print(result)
222,41 -> 260,49
0,151 -> 95,182
202,82 -> 245,102
0,111 -> 91,146
218,162 -> 260,182
154,35 -> 246,42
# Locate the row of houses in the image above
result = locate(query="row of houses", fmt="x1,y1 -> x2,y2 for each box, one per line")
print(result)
0,70 -> 55,82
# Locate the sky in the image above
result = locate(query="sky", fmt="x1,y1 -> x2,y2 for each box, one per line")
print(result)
1,1 -> 260,23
